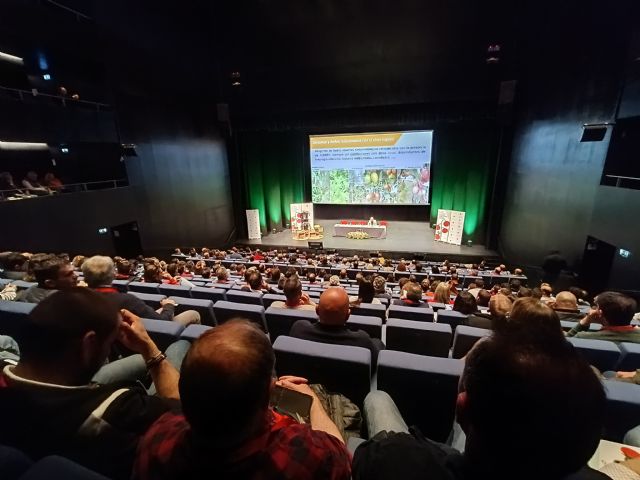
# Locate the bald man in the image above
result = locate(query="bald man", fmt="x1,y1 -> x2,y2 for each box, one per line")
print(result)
549,291 -> 583,321
289,287 -> 384,362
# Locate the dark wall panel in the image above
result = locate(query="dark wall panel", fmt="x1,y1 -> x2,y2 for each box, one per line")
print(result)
0,187 -> 139,255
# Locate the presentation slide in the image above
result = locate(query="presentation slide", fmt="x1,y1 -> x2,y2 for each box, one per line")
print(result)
310,130 -> 432,205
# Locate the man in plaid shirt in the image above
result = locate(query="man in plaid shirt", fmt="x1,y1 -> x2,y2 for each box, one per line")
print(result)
134,320 -> 351,480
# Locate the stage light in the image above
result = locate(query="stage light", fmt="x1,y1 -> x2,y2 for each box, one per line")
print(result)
97,227 -> 108,235
0,50 -> 24,66
619,248 -> 631,258
0,141 -> 49,151
61,147 -> 69,154
42,73 -> 51,80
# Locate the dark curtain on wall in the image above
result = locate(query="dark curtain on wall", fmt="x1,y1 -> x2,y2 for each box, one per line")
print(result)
238,131 -> 307,233
429,126 -> 496,243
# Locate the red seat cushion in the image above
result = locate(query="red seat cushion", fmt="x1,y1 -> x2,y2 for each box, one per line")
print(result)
340,220 -> 347,225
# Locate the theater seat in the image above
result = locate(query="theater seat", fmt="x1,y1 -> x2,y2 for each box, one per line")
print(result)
262,294 -> 286,309
127,282 -> 160,294
0,301 -> 35,339
128,292 -> 165,310
616,342 -> 640,371
180,324 -> 213,341
347,315 -> 383,339
376,350 -> 464,442
428,302 -> 448,312
189,287 -> 226,303
273,336 -> 372,408
158,284 -> 192,299
436,310 -> 468,330
387,304 -> 435,322
452,325 -> 491,359
111,279 -> 129,293
350,303 -> 386,322
9,281 -> 37,291
567,338 -> 621,372
168,297 -> 216,326
225,290 -> 263,306
603,380 -> 640,442
265,307 -> 318,343
386,319 -> 452,357
141,318 -> 185,351
213,301 -> 267,332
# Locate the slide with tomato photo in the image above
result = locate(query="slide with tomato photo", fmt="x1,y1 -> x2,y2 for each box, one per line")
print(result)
309,131 -> 432,205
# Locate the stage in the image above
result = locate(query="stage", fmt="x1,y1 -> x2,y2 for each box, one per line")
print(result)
240,219 -> 499,262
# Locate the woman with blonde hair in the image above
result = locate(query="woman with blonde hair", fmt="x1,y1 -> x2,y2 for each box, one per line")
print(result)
432,281 -> 451,304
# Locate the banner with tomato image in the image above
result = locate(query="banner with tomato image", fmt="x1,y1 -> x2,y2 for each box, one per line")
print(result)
435,209 -> 466,246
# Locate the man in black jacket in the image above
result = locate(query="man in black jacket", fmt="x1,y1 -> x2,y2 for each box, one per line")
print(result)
289,287 -> 384,362
82,256 -> 200,326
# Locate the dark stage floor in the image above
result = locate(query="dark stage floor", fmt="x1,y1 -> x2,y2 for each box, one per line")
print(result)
240,220 -> 499,262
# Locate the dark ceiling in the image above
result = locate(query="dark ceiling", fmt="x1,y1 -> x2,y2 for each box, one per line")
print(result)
0,0 -> 637,115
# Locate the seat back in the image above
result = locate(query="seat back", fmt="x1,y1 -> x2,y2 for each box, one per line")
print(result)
452,325 -> 491,358
213,301 -> 267,331
0,301 -> 35,339
111,279 -> 130,292
273,336 -> 371,407
265,307 -> 318,343
377,350 -> 463,442
603,380 -> 640,442
262,294 -> 287,309
141,318 -> 185,351
128,292 -> 166,310
350,303 -> 386,322
567,338 -> 621,372
168,297 -> 216,326
347,315 -> 383,339
428,302 -> 448,312
436,310 -> 468,330
159,284 -> 192,298
386,319 -> 452,357
127,282 -> 160,294
387,304 -> 435,322
225,290 -> 264,306
189,287 -> 226,303
616,342 -> 640,371
180,324 -> 213,341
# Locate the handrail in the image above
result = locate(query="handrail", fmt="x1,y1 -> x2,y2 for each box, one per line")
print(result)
0,178 -> 128,200
0,85 -> 111,111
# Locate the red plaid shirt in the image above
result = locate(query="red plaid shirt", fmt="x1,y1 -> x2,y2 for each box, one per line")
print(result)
134,409 -> 351,480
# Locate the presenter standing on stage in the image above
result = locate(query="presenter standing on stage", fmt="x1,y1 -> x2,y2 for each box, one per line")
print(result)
367,217 -> 377,226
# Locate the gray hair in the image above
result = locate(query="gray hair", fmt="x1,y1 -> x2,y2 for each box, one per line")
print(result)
82,255 -> 115,287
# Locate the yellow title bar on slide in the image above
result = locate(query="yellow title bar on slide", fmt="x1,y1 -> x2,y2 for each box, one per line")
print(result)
310,133 -> 402,149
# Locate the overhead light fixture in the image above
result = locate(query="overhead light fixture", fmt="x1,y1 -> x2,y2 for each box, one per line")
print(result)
43,73 -> 51,80
230,71 -> 242,87
0,141 -> 49,151
0,51 -> 24,66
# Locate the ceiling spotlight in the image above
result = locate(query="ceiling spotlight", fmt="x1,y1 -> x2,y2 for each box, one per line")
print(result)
486,44 -> 502,65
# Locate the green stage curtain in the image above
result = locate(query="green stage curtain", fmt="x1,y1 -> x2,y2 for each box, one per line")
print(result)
429,127 -> 495,243
239,132 -> 306,233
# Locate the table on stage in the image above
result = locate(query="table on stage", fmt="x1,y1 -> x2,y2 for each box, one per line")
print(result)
333,223 -> 387,238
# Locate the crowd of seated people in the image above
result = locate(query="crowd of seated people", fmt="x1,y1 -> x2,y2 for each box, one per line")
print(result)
0,171 -> 65,200
2,246 -> 640,479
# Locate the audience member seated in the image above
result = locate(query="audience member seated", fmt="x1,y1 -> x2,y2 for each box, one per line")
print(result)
353,326 -> 605,480
431,281 -> 451,304
349,276 -> 382,306
0,172 -> 29,198
0,252 -> 28,280
83,256 -> 200,326
43,172 -> 63,191
241,270 -> 271,293
271,276 -> 317,310
214,266 -> 230,284
540,282 -> 554,303
21,171 -> 50,196
468,292 -> 512,330
570,287 -> 591,307
0,289 -> 183,479
517,286 -> 533,298
393,282 -> 430,308
291,287 -> 384,362
16,256 -> 77,303
549,291 -> 584,320
134,320 -> 351,480
373,276 -> 391,300
452,291 -> 477,315
567,291 -> 639,343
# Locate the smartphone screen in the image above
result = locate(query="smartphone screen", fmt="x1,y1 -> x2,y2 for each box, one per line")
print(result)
270,385 -> 313,423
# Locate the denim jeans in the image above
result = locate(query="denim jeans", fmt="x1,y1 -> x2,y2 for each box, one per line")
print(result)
92,339 -> 191,391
